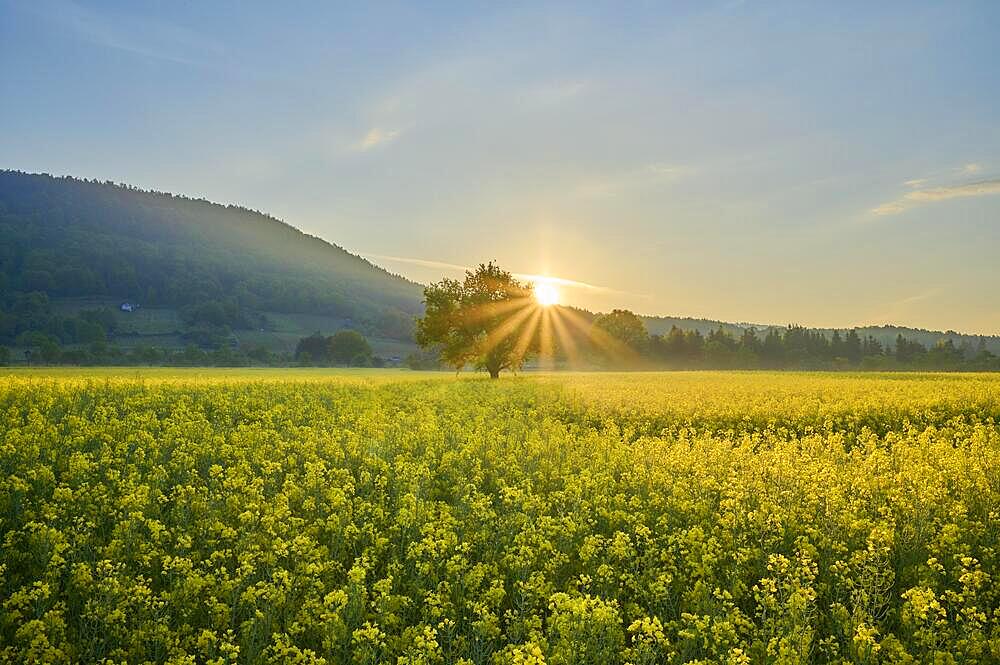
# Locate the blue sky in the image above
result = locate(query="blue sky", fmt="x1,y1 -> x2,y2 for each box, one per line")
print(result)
2,1 -> 998,333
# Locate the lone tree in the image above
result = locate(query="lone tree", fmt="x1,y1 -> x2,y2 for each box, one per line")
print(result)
416,262 -> 535,378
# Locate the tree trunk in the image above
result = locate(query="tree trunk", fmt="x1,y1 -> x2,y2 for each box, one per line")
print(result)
487,366 -> 500,379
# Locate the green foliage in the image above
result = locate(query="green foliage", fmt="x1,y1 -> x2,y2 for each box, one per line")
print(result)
329,330 -> 373,365
295,331 -> 374,366
405,348 -> 445,371
0,170 -> 421,342
593,309 -> 649,351
416,263 -> 535,378
587,316 -> 1000,371
1,371 -> 999,663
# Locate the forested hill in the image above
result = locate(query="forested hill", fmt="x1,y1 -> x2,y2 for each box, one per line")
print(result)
0,170 -> 422,340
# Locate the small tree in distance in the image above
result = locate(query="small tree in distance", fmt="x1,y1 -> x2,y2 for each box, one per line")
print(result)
593,309 -> 648,351
294,330 -> 373,366
329,330 -> 372,365
416,262 -> 535,378
590,308 -> 649,367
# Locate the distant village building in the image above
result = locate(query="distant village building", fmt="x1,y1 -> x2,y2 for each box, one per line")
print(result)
120,302 -> 138,312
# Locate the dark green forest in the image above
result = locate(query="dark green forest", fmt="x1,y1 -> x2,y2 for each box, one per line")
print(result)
591,310 -> 1000,372
0,170 -> 422,354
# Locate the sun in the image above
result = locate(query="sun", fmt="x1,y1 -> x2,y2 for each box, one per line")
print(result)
534,281 -> 560,307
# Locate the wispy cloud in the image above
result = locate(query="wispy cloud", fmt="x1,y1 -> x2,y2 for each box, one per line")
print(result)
879,287 -> 945,323
907,180 -> 1000,202
519,79 -> 590,107
512,273 -> 638,296
361,253 -> 636,295
31,0 -> 222,67
873,178 -> 1000,216
354,127 -> 401,151
362,254 -> 469,273
894,287 -> 943,307
962,163 -> 983,174
574,162 -> 694,199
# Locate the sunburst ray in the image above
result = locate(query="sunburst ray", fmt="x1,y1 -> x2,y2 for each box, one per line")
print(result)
548,306 -> 580,367
478,302 -> 539,357
558,306 -> 637,363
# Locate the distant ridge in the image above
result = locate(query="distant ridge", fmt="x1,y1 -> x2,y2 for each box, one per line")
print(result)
0,170 -> 422,340
641,315 -> 1000,355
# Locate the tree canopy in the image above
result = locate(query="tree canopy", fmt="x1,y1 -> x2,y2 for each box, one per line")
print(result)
592,308 -> 649,361
294,330 -> 374,366
416,263 -> 537,378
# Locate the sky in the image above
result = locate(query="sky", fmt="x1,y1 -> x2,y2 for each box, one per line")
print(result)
2,1 -> 999,334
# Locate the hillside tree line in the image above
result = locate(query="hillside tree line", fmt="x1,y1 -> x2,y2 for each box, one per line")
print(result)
589,309 -> 1000,371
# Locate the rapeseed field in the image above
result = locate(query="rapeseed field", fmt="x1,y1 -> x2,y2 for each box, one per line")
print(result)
2,370 -> 998,663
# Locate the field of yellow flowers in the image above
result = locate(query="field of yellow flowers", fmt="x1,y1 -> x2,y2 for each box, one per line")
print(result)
2,369 -> 999,664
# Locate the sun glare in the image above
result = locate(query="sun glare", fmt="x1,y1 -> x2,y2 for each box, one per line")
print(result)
534,281 -> 560,307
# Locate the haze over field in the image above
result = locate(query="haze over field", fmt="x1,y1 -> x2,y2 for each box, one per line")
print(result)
2,1 -> 999,333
